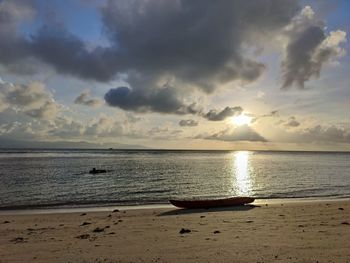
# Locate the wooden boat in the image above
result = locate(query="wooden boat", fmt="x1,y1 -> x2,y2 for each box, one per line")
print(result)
169,197 -> 254,209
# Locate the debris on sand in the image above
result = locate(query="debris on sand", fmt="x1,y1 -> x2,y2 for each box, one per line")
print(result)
93,227 -> 105,233
80,222 -> 91,226
10,237 -> 26,243
75,234 -> 90,239
214,230 -> 221,234
179,228 -> 191,234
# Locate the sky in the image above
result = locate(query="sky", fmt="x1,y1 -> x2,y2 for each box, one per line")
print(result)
0,0 -> 349,150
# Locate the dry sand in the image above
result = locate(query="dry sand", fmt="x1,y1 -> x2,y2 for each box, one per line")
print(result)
0,199 -> 350,263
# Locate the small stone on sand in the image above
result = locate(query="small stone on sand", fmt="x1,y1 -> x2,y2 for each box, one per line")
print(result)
93,227 -> 105,233
75,234 -> 90,239
10,237 -> 25,243
179,228 -> 191,234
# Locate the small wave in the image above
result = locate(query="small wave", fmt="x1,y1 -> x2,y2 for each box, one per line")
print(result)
127,189 -> 172,195
256,192 -> 350,199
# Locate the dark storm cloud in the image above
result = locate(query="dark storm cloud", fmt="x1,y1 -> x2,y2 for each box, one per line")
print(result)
200,125 -> 267,142
100,0 -> 298,90
104,86 -> 197,114
0,0 -> 302,114
30,27 -> 120,81
0,0 -> 35,66
179,119 -> 198,127
281,6 -> 347,89
203,106 -> 243,121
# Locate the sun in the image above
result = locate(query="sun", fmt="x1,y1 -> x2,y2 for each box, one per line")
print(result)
231,114 -> 252,126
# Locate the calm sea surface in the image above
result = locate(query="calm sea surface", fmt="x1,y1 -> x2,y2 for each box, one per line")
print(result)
0,149 -> 349,209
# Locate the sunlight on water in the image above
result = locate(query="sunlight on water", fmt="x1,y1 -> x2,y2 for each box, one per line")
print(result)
1,149 -> 350,208
233,151 -> 252,195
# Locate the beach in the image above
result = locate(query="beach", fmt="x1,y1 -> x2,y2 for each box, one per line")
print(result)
1,199 -> 349,262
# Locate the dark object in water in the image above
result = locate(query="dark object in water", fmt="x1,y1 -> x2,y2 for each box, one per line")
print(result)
169,196 -> 255,209
89,168 -> 107,174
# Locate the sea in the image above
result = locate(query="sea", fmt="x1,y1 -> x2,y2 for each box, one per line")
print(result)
0,149 -> 350,210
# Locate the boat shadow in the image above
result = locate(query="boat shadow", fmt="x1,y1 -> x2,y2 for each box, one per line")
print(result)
158,204 -> 259,216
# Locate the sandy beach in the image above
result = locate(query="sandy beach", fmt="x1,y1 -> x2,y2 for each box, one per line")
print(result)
1,199 -> 350,263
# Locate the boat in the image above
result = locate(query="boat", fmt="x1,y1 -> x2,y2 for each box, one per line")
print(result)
89,168 -> 107,174
169,196 -> 255,209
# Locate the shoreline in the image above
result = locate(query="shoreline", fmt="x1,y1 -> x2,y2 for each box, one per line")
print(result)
1,196 -> 350,215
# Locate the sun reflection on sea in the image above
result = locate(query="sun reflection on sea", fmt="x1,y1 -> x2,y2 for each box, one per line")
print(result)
233,151 -> 252,195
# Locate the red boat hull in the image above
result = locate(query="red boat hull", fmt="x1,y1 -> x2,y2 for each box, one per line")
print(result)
169,197 -> 255,209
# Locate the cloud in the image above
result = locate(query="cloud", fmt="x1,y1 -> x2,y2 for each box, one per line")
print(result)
0,120 -> 50,141
147,125 -> 182,139
30,26 -> 119,81
281,6 -> 347,89
299,125 -> 350,143
0,0 -> 301,114
200,125 -> 267,142
283,116 -> 300,127
2,1 -> 346,116
203,106 -> 243,121
0,79 -> 59,120
261,110 -> 279,118
74,91 -> 103,107
84,116 -> 125,137
100,0 -> 294,89
0,0 -> 36,67
104,86 -> 197,114
26,101 -> 59,120
48,115 -> 127,139
179,119 -> 198,127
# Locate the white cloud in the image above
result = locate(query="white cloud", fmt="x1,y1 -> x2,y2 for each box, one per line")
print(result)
0,80 -> 59,120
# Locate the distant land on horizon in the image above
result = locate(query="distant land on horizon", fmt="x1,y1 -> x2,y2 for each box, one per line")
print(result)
1,137 -> 350,153
0,137 -> 148,150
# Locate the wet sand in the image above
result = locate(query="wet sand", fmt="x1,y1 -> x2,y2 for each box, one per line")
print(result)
0,199 -> 350,262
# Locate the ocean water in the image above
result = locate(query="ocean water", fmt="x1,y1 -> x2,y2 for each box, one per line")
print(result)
0,149 -> 349,209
